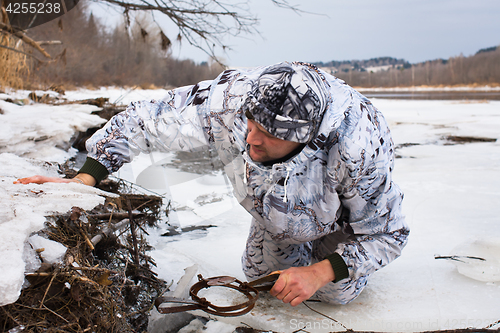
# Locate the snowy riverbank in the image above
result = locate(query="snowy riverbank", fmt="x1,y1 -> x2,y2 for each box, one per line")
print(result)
1,88 -> 499,332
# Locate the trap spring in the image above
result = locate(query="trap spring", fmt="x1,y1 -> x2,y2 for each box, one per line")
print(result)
155,274 -> 259,317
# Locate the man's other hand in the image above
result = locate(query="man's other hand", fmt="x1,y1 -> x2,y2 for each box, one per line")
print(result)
270,259 -> 335,306
14,173 -> 96,186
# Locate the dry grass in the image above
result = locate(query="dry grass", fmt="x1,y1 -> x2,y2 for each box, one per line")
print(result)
452,99 -> 491,104
0,34 -> 31,90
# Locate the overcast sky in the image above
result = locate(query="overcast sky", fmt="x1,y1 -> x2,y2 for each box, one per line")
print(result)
90,0 -> 500,67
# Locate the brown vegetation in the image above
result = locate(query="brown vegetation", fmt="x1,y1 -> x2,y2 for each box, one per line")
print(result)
0,34 -> 30,89
1,1 -> 225,90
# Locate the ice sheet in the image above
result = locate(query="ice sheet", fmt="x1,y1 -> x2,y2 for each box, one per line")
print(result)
1,89 -> 499,331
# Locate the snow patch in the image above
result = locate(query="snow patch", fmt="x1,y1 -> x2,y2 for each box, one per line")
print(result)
28,234 -> 67,265
0,99 -> 105,163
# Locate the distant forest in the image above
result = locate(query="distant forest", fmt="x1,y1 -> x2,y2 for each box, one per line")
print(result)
313,46 -> 500,87
1,2 -> 499,89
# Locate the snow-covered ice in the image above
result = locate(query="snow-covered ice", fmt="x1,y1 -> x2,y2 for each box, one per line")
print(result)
0,95 -> 119,306
0,98 -> 106,163
3,86 -> 170,107
0,152 -> 120,306
27,234 -> 68,265
1,88 -> 499,332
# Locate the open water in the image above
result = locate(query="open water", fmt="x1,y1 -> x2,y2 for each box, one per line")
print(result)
361,90 -> 500,100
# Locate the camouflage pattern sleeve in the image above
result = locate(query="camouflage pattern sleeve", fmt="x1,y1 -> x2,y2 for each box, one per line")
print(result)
85,81 -> 214,173
331,98 -> 409,280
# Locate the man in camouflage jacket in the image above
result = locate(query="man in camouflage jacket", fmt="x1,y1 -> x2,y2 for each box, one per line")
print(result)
20,62 -> 409,306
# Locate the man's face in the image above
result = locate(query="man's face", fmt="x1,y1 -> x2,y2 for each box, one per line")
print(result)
246,119 -> 303,163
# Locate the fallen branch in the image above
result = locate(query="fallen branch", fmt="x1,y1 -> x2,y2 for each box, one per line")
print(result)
90,218 -> 130,246
89,212 -> 142,221
126,198 -> 141,267
70,267 -> 118,274
36,40 -> 62,46
0,22 -> 52,59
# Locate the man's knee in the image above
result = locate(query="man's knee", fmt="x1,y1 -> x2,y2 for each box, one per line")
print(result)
313,275 -> 369,305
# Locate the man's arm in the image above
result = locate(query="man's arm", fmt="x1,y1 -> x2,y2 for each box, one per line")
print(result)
327,102 -> 409,282
15,79 -> 220,186
15,155 -> 106,186
84,84 -> 216,176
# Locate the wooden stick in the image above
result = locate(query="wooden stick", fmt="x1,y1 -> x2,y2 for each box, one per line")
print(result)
90,219 -> 130,246
126,199 -> 140,267
39,272 -> 57,309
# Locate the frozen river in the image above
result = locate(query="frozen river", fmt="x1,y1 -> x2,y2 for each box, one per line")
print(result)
1,88 -> 499,332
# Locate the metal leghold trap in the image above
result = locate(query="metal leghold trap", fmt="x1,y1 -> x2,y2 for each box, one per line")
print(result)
155,272 -> 280,317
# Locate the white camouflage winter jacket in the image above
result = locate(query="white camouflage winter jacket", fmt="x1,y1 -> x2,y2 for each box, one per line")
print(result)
84,62 -> 409,282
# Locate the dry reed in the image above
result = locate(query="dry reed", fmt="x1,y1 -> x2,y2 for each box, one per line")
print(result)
0,34 -> 31,90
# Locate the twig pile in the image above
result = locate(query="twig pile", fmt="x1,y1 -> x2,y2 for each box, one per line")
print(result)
1,180 -> 168,333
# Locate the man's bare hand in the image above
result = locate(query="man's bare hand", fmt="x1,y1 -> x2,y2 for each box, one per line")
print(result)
15,175 -> 74,184
14,173 -> 96,186
270,259 -> 335,307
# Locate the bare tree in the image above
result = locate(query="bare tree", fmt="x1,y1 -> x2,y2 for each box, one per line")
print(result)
94,0 -> 306,60
99,0 -> 256,58
1,0 -> 301,63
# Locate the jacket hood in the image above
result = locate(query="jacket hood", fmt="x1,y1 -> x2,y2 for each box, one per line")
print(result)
240,62 -> 329,144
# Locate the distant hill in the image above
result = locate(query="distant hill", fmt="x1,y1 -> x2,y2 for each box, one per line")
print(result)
313,57 -> 410,74
476,46 -> 497,55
